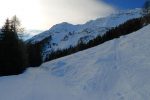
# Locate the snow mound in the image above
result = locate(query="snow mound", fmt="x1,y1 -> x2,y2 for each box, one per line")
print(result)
0,24 -> 150,100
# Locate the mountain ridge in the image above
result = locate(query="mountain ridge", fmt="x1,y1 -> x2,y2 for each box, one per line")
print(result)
27,8 -> 143,60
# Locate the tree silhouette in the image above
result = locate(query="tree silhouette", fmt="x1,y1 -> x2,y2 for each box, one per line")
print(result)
0,17 -> 28,76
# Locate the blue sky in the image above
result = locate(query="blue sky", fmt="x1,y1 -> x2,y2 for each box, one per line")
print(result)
101,0 -> 146,9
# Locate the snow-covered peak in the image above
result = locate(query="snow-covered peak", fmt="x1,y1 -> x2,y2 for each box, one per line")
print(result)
27,8 -> 143,60
50,22 -> 78,32
28,8 -> 142,43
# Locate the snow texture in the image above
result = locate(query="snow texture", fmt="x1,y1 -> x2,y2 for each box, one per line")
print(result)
0,24 -> 150,100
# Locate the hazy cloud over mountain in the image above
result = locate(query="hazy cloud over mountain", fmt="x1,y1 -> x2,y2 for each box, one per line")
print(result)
41,0 -> 115,29
0,0 -> 115,30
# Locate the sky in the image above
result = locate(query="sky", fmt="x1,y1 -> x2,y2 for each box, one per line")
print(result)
0,0 -> 146,31
101,0 -> 146,9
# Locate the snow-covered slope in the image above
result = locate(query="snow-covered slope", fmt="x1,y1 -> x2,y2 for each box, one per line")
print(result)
27,8 -> 143,59
0,24 -> 150,100
21,30 -> 43,40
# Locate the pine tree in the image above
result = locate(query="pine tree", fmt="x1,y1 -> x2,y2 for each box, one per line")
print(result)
0,17 -> 28,76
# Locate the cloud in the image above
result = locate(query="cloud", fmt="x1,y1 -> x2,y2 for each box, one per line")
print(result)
0,0 -> 115,30
41,0 -> 115,29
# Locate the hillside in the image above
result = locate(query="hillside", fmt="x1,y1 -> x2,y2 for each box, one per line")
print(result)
22,30 -> 43,40
0,24 -> 150,100
27,8 -> 143,60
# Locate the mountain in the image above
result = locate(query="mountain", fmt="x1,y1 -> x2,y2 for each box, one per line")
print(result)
27,8 -> 143,60
21,30 -> 43,40
0,24 -> 150,100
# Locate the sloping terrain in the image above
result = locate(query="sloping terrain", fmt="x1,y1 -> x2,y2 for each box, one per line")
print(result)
0,24 -> 150,100
27,8 -> 142,59
22,30 -> 43,40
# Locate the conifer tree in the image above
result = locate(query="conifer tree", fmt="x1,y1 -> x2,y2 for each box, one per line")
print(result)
0,17 -> 28,76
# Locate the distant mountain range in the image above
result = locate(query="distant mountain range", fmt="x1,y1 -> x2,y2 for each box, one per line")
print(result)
27,8 -> 143,60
